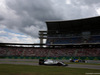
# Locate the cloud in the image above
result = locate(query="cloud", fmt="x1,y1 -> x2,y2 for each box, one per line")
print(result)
0,25 -> 39,43
2,0 -> 63,38
81,0 -> 100,5
69,0 -> 100,6
0,15 -> 4,21
0,36 -> 38,43
0,0 -> 100,43
50,0 -> 99,20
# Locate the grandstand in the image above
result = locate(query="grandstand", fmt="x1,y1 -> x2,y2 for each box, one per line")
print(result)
0,16 -> 100,60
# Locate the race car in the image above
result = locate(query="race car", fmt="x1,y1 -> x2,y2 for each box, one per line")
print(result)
69,59 -> 85,63
39,59 -> 68,66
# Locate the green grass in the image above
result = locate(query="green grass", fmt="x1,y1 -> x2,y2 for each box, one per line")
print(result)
0,64 -> 100,75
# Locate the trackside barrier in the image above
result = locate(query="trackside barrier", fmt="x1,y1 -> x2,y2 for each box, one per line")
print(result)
0,56 -> 100,60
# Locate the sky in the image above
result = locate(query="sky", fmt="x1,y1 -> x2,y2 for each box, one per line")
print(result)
0,0 -> 100,44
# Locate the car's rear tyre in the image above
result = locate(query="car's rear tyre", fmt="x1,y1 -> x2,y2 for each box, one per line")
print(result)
57,63 -> 62,66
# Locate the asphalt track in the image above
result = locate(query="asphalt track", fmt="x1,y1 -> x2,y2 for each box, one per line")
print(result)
0,59 -> 100,69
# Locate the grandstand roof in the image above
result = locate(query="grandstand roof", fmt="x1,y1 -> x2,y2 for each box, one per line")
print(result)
46,16 -> 100,32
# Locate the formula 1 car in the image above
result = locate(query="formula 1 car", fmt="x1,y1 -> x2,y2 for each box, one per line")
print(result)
69,59 -> 85,63
39,59 -> 68,66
